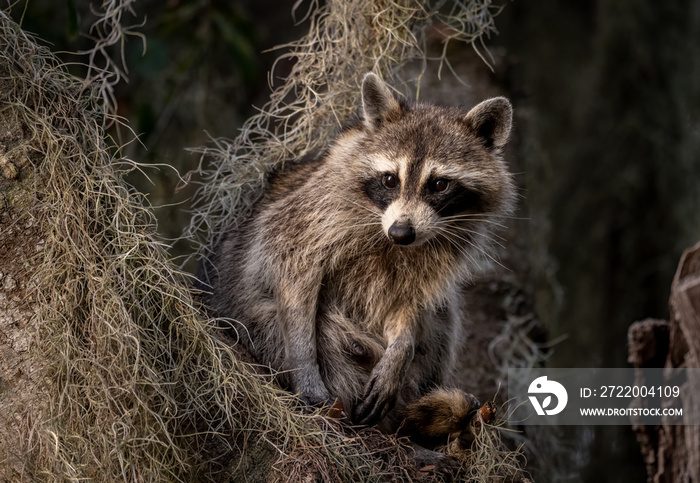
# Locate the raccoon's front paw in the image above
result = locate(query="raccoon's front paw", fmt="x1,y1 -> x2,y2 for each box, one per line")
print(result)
410,444 -> 461,480
289,365 -> 333,407
352,372 -> 398,426
298,389 -> 334,408
296,380 -> 334,408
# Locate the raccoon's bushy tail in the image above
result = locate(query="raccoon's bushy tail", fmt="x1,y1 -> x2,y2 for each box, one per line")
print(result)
399,388 -> 480,449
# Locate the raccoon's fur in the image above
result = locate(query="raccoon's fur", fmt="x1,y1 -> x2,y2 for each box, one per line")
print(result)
203,73 -> 515,443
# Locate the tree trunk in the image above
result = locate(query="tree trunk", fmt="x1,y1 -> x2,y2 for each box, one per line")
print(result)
0,204 -> 45,480
628,241 -> 700,482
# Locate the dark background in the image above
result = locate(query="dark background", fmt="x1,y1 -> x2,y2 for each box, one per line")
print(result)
9,1 -> 700,481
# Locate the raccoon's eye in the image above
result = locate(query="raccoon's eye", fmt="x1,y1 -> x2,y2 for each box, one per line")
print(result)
382,174 -> 399,189
431,179 -> 450,192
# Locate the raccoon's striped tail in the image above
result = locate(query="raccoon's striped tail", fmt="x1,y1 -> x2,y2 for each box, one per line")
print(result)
399,388 -> 480,449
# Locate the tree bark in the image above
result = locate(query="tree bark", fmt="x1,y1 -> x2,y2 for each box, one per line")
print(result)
628,241 -> 700,482
0,98 -> 48,481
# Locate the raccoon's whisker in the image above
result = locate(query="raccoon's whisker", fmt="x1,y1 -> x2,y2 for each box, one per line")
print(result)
436,226 -> 509,271
441,235 -> 481,270
441,213 -> 526,220
366,232 -> 387,252
337,222 -> 384,230
439,212 -> 513,220
426,238 -> 444,265
432,227 -> 480,267
456,229 -> 506,249
446,225 -> 507,246
443,219 -> 508,231
436,216 -> 507,228
339,196 -> 383,217
463,239 -> 509,272
349,222 -> 384,237
439,212 -> 504,218
356,226 -> 385,250
435,221 -> 507,244
354,230 -> 385,253
437,215 -> 508,229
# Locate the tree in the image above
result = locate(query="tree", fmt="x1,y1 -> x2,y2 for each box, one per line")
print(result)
0,3 -> 531,481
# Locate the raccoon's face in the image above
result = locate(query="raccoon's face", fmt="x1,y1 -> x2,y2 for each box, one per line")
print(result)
352,73 -> 514,248
361,155 -> 486,246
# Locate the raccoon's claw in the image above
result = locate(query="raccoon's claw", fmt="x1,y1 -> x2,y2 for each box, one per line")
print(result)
434,455 -> 462,479
411,445 -> 461,480
352,374 -> 397,426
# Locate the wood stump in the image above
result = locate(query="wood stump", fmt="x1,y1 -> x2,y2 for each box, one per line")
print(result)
628,241 -> 700,482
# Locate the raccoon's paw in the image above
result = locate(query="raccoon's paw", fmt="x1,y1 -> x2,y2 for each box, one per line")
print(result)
290,367 -> 333,408
298,386 -> 334,408
410,444 -> 461,480
352,371 -> 398,426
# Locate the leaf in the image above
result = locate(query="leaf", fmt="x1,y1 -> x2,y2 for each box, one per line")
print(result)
479,401 -> 496,423
542,395 -> 552,409
326,399 -> 344,419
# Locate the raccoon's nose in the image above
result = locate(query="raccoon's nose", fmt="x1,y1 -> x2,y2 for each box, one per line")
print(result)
388,222 -> 416,245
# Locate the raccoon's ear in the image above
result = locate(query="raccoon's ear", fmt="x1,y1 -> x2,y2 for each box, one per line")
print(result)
361,73 -> 402,129
463,97 -> 512,151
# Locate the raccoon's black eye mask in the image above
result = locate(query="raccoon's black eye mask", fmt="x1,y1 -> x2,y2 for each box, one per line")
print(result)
424,181 -> 483,216
362,173 -> 401,210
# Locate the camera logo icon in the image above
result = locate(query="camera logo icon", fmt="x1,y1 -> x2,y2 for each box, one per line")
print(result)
528,376 -> 568,416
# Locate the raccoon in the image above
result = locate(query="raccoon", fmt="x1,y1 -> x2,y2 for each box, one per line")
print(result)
204,73 -> 514,444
